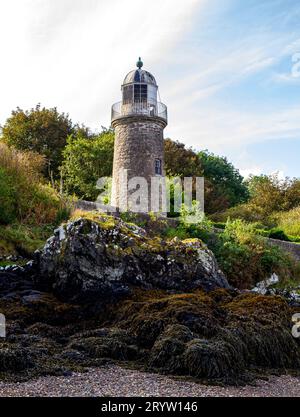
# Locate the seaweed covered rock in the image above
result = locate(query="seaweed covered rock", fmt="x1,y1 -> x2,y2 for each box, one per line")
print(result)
108,289 -> 300,384
0,284 -> 299,384
34,214 -> 229,302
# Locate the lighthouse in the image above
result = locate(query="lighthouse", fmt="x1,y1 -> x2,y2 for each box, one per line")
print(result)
111,58 -> 168,213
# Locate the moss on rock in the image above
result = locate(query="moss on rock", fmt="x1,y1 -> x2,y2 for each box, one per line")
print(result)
34,216 -> 229,302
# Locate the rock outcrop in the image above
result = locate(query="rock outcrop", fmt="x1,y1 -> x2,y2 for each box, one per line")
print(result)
34,215 -> 229,302
0,281 -> 299,385
0,215 -> 299,385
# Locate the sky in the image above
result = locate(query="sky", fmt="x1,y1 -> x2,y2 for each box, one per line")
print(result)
0,0 -> 299,178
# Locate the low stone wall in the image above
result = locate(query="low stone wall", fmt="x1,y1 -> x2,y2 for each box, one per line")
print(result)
74,200 -> 118,215
73,200 -> 179,226
267,238 -> 300,262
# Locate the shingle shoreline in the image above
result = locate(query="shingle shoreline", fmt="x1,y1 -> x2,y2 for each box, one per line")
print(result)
0,365 -> 299,397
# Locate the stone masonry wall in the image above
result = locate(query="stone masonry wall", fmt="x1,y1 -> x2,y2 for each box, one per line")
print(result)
111,116 -> 166,211
267,238 -> 300,262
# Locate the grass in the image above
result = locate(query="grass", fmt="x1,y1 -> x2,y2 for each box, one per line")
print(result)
208,219 -> 300,289
212,221 -> 300,243
0,259 -> 28,267
0,142 -> 71,225
0,223 -> 55,257
274,207 -> 300,237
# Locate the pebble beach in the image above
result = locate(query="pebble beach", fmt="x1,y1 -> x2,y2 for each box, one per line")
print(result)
0,365 -> 299,397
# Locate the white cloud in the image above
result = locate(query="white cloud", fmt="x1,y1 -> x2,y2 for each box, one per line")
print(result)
0,0 -> 299,178
166,103 -> 300,153
239,166 -> 263,179
163,32 -> 300,154
0,0 -> 202,128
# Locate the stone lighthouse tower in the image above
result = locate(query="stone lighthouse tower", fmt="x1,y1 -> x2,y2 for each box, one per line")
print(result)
111,58 -> 167,212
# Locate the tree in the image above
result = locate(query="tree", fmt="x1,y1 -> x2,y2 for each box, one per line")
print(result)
198,150 -> 249,210
246,174 -> 300,214
164,139 -> 203,178
281,178 -> 300,210
164,140 -> 248,214
1,104 -> 89,180
61,130 -> 114,200
164,139 -> 203,215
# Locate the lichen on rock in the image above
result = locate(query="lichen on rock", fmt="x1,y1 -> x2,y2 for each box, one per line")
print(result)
33,214 -> 229,302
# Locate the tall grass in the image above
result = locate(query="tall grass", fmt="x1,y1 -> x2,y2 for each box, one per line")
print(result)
0,143 -> 69,225
273,206 -> 300,237
210,219 -> 299,289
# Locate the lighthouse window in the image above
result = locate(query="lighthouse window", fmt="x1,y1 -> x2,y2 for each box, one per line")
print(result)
123,85 -> 133,104
134,84 -> 147,103
134,70 -> 141,82
155,159 -> 162,175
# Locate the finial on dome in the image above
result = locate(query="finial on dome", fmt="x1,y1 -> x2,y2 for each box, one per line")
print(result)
136,57 -> 143,69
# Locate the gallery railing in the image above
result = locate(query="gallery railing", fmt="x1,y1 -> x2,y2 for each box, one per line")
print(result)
111,101 -> 167,123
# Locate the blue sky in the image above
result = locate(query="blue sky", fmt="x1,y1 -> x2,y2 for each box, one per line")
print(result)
0,0 -> 299,178
162,0 -> 300,178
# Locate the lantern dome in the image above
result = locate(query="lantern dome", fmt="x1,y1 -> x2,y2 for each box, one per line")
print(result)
123,69 -> 157,86
111,58 -> 167,124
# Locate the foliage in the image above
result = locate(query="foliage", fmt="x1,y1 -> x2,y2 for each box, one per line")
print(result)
214,174 -> 300,232
0,166 -> 17,224
1,104 -> 89,179
212,202 -> 269,224
0,223 -> 56,257
164,139 -> 203,178
164,140 -> 248,215
272,206 -> 300,237
268,228 -> 290,242
198,150 -> 249,211
247,174 -> 300,212
164,218 -> 213,243
61,130 -> 114,200
209,220 -> 299,289
179,201 -> 207,231
0,143 -> 70,225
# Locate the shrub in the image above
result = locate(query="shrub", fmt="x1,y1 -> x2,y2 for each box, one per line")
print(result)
213,174 -> 300,226
163,215 -> 213,243
209,220 -> 299,289
211,202 -> 271,225
1,104 -> 89,179
61,130 -> 114,200
0,143 -> 69,225
0,167 -> 17,223
268,228 -> 290,241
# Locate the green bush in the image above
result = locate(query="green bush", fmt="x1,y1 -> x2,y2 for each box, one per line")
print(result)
164,216 -> 213,243
1,104 -> 89,180
209,220 -> 299,289
0,143 -> 69,225
61,130 -> 114,200
268,228 -> 290,241
0,167 -> 17,224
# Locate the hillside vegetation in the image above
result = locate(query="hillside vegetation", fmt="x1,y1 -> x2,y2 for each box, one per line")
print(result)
0,104 -> 299,288
213,174 -> 300,242
0,143 -> 69,256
